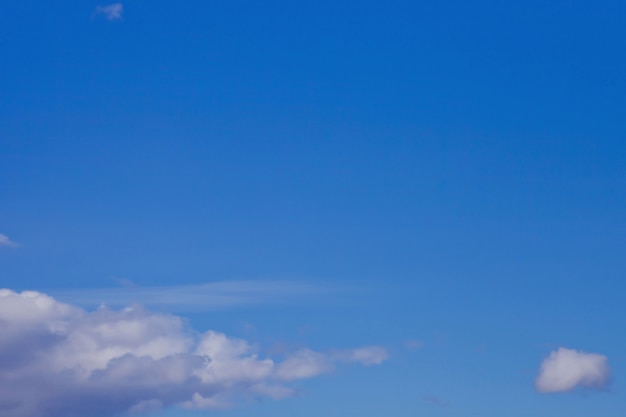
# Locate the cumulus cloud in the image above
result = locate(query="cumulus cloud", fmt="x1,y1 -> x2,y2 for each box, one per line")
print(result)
0,234 -> 19,248
95,3 -> 123,20
535,347 -> 610,393
0,289 -> 388,417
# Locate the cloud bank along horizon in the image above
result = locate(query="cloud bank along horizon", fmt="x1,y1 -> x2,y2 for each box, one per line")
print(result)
0,289 -> 388,417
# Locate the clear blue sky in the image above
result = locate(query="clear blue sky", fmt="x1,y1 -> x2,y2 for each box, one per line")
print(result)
1,1 -> 626,416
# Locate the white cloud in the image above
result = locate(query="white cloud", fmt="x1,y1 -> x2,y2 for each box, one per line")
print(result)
0,234 -> 19,248
0,289 -> 388,417
95,3 -> 123,21
535,347 -> 610,393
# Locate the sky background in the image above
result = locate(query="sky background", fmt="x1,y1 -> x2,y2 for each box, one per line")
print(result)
1,1 -> 626,416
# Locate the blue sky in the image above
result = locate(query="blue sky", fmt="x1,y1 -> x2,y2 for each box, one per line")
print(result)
1,1 -> 626,416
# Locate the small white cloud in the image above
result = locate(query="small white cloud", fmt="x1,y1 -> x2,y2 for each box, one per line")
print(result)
95,3 -> 123,21
0,234 -> 19,248
535,347 -> 610,393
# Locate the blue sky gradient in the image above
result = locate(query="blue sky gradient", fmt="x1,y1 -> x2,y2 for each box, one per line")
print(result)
1,1 -> 626,416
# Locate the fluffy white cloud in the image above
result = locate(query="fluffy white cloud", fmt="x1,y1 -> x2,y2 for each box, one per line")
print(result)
0,289 -> 388,417
535,347 -> 610,393
0,234 -> 19,248
95,3 -> 123,21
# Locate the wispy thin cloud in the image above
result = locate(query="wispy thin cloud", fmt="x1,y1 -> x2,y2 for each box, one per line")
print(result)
331,346 -> 390,365
535,347 -> 611,393
0,234 -> 19,248
49,280 -> 335,311
404,339 -> 424,351
95,3 -> 123,21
